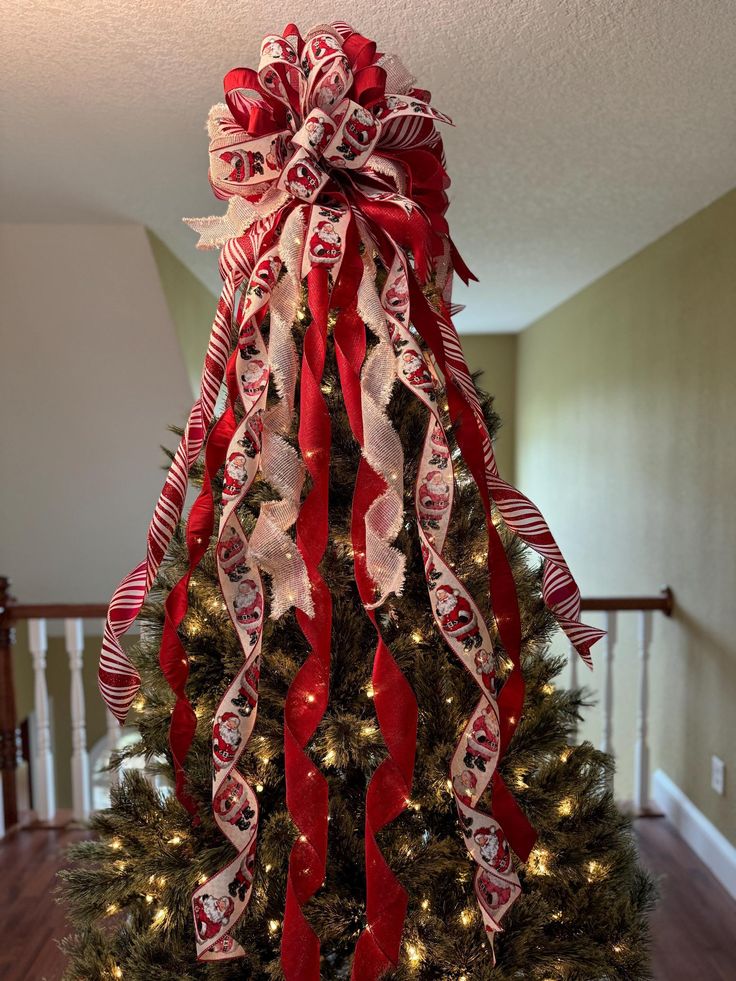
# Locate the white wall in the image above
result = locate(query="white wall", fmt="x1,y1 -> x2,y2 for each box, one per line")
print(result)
0,223 -> 193,602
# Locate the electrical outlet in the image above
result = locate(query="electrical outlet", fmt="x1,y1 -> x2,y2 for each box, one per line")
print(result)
711,755 -> 726,796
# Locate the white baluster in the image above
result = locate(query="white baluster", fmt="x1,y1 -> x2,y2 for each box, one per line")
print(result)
600,613 -> 617,792
568,641 -> 579,742
65,618 -> 91,822
634,611 -> 653,814
102,620 -> 121,799
29,619 -> 55,822
106,709 -> 120,792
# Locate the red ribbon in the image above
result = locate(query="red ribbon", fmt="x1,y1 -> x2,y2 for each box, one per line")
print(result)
282,264 -> 333,980
331,227 -> 419,979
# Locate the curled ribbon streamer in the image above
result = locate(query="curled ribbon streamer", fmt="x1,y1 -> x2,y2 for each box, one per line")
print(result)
99,20 -> 604,971
339,238 -> 416,980
191,248 -> 281,961
283,260 -> 333,980
99,217 -> 282,724
381,255 -> 521,956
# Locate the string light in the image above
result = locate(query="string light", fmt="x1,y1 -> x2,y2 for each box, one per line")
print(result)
324,749 -> 336,764
111,967 -> 123,979
106,904 -> 118,916
268,919 -> 281,934
586,860 -> 607,882
411,631 -> 423,643
550,910 -> 563,922
542,682 -> 555,695
151,907 -> 168,928
558,798 -> 573,817
198,874 -> 208,885
459,908 -> 473,927
109,839 -> 122,851
406,942 -> 423,968
361,724 -> 377,738
527,848 -> 551,876
145,894 -> 154,904
256,783 -> 264,792
133,697 -> 145,712
306,693 -> 316,704
167,834 -> 183,846
365,683 -> 375,698
560,747 -> 572,762
420,898 -> 430,910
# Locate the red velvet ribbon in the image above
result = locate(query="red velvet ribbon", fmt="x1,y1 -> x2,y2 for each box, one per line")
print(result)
332,229 -> 419,980
282,264 -> 333,980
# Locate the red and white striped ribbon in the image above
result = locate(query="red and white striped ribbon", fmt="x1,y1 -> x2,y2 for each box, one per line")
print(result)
98,218 -> 281,723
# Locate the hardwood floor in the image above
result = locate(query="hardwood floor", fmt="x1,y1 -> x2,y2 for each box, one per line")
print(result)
635,817 -> 736,980
0,825 -> 92,981
0,819 -> 733,979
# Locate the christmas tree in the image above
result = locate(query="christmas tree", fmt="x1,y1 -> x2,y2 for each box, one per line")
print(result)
60,21 -> 654,981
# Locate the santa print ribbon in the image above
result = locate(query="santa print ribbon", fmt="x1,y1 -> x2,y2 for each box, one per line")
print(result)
98,19 -> 604,972
191,247 -> 282,961
380,252 -> 522,954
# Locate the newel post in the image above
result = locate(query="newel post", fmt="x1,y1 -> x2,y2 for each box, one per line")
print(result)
0,577 -> 19,830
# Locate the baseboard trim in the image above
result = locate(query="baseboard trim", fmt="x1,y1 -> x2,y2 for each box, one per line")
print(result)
651,769 -> 736,899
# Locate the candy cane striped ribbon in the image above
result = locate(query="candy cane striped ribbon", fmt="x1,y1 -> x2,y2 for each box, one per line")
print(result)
416,286 -> 605,662
98,217 -> 282,723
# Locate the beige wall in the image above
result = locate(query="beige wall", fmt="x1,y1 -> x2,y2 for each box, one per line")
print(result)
458,333 -> 518,480
516,190 -> 736,842
147,230 -> 217,397
1,223 -> 193,808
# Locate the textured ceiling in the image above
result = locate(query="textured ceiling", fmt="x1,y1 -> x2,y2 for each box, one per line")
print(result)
2,1 -> 735,331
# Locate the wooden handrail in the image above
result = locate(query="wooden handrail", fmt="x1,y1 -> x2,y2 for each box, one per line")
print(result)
580,587 -> 673,617
7,603 -> 108,621
0,577 -> 675,831
3,591 -> 675,623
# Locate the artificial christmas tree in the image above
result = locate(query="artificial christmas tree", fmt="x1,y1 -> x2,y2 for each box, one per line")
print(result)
60,21 -> 655,981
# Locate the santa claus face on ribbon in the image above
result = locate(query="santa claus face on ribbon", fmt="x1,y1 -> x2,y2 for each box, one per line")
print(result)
219,149 -> 264,184
474,825 -> 511,873
233,579 -> 263,631
283,160 -> 324,201
401,349 -> 434,392
304,34 -> 341,68
194,893 -> 235,940
223,452 -> 247,497
304,113 -> 336,154
345,107 -> 378,149
308,220 -> 342,265
263,37 -> 297,64
240,359 -> 268,398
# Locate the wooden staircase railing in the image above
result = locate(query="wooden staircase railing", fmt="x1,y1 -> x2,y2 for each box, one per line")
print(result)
0,577 -> 674,833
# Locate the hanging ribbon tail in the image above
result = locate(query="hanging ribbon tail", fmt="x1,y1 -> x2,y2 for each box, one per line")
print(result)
100,18 -> 604,969
282,261 -> 333,981
331,232 -> 416,980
